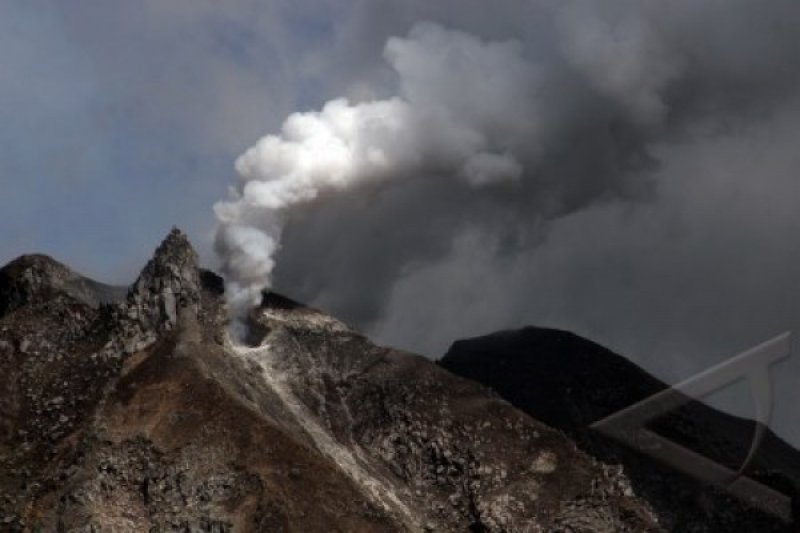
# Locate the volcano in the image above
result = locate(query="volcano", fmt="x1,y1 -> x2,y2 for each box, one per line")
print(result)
0,229 -> 795,531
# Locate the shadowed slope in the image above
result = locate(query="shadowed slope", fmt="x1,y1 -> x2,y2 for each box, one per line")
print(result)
441,326 -> 800,531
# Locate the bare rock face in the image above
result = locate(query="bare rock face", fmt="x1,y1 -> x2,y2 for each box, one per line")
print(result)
125,228 -> 201,329
241,302 -> 659,531
1,230 -> 663,531
115,228 -> 203,354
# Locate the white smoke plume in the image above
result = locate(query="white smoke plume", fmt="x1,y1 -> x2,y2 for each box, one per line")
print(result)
214,21 -> 539,318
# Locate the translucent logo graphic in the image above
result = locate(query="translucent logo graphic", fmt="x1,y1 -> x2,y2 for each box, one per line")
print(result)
591,332 -> 794,521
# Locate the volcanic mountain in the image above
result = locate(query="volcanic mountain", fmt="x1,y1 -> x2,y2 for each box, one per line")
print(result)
0,229 -> 795,531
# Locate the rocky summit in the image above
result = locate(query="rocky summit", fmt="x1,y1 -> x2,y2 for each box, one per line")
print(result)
0,229 -> 794,532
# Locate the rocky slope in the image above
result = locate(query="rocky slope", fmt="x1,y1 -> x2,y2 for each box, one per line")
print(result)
0,230 -> 660,532
440,327 -> 800,532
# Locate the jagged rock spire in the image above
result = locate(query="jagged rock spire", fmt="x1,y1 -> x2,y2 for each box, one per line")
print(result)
132,228 -> 200,295
119,228 -> 201,351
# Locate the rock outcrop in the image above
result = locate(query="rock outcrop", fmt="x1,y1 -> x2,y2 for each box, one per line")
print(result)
115,228 -> 203,353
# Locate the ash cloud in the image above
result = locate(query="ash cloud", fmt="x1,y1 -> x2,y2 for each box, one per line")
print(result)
266,1 -> 800,357
211,0 -> 800,440
214,6 -> 690,318
214,22 -> 539,317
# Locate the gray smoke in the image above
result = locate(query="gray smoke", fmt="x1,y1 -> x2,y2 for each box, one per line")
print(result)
214,0 -> 800,372
209,0 -> 800,442
266,1 -> 800,361
214,21 -> 541,317
214,4 -> 693,313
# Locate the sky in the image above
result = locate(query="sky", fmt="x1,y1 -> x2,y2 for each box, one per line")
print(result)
3,1 -> 800,443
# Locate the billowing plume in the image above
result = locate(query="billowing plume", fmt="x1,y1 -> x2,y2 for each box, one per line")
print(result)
214,22 -> 539,317
556,3 -> 683,125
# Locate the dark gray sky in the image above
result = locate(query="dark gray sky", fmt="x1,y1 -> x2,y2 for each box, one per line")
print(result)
3,1 -> 800,443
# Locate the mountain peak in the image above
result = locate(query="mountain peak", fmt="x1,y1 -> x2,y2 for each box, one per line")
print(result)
0,254 -> 73,317
121,228 -> 201,343
0,254 -> 124,316
133,227 -> 200,293
154,227 -> 194,260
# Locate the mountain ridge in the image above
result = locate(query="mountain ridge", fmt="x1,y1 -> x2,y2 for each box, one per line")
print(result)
0,230 -> 660,531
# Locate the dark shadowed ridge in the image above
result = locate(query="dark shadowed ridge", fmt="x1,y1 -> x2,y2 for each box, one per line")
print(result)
440,326 -> 800,530
442,327 -> 666,432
